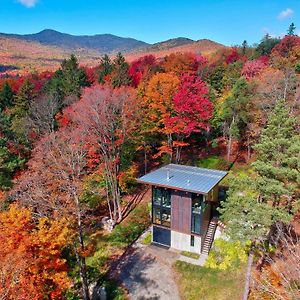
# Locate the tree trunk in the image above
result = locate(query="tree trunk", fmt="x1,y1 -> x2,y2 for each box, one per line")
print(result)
227,116 -> 235,161
243,247 -> 254,300
167,133 -> 173,163
74,244 -> 90,300
247,135 -> 251,162
144,140 -> 147,175
227,133 -> 232,161
74,194 -> 90,300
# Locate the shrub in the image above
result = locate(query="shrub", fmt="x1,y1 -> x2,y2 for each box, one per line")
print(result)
205,239 -> 247,270
142,233 -> 152,245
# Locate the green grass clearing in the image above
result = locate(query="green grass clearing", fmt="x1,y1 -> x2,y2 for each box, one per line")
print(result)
174,261 -> 246,300
197,156 -> 230,171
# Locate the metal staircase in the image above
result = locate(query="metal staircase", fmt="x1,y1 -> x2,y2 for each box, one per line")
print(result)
201,218 -> 218,254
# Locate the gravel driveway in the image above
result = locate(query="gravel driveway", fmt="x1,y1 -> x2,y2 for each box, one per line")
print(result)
112,239 -> 181,300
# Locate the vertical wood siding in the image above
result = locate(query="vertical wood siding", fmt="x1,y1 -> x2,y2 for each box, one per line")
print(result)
171,190 -> 192,234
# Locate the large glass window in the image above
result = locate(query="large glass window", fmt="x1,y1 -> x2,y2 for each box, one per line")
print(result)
191,194 -> 203,234
152,187 -> 171,227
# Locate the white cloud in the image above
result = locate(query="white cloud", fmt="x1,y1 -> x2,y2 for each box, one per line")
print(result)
278,8 -> 294,20
17,0 -> 38,8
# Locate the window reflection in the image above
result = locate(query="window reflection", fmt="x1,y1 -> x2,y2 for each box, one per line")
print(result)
191,194 -> 203,234
152,187 -> 171,227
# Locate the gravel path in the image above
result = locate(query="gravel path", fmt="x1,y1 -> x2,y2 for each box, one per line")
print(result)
112,231 -> 181,300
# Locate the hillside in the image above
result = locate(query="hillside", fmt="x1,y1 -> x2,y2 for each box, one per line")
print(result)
0,29 -> 149,54
126,38 -> 226,61
0,36 -> 106,75
0,30 -> 226,75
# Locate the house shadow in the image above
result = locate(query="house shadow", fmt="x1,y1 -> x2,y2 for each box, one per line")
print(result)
92,247 -> 162,300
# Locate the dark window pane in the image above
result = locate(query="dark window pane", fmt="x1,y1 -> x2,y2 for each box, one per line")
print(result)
191,213 -> 201,234
190,235 -> 195,247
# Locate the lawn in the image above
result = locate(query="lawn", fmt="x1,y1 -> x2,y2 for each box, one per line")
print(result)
174,261 -> 246,300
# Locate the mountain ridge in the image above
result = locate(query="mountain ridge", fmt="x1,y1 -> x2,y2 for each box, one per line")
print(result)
0,29 -> 225,55
0,29 -> 226,74
0,29 -> 149,54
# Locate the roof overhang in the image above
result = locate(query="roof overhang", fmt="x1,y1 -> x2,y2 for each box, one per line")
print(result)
137,164 -> 228,195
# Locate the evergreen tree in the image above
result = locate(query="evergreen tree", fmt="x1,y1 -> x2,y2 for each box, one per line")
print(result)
11,79 -> 34,118
219,173 -> 290,300
0,138 -> 24,189
60,54 -> 89,97
111,52 -> 131,88
45,71 -> 65,109
242,40 -> 248,55
252,100 -> 300,212
220,100 -> 299,300
0,82 -> 14,111
287,22 -> 296,36
98,54 -> 113,84
10,80 -> 35,144
208,65 -> 225,95
255,34 -> 280,56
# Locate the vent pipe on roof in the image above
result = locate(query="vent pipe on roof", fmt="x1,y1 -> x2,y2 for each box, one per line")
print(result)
167,169 -> 170,181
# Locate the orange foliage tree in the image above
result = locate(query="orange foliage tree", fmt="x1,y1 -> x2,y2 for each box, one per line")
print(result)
11,127 -> 92,300
0,204 -> 72,300
144,72 -> 180,160
162,52 -> 198,76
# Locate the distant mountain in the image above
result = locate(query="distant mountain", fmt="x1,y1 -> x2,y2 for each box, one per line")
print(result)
0,29 -> 226,75
148,37 -> 196,51
126,38 -> 226,61
0,29 -> 149,54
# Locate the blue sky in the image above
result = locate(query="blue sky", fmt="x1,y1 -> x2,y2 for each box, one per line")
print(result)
1,0 -> 299,45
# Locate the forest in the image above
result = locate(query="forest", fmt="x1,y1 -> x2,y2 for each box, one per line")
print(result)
0,23 -> 299,300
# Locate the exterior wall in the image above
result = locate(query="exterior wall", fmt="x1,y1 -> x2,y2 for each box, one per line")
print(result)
207,186 -> 219,202
171,231 -> 201,253
171,190 -> 191,234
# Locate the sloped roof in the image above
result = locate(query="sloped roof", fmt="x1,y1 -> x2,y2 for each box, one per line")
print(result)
137,164 -> 227,194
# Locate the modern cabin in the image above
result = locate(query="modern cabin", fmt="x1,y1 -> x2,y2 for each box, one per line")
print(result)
137,164 -> 227,254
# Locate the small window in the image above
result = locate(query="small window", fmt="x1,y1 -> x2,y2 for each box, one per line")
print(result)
190,235 -> 195,247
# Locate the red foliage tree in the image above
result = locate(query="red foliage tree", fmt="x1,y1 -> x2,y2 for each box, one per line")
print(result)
242,57 -> 268,80
129,55 -> 157,87
271,35 -> 300,58
166,74 -> 213,161
64,84 -> 137,223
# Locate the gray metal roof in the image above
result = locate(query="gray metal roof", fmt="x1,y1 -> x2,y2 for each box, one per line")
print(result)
137,164 -> 228,194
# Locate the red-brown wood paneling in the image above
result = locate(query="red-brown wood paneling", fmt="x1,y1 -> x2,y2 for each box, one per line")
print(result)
171,190 -> 180,232
171,190 -> 192,234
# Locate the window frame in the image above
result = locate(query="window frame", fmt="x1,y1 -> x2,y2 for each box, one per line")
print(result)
191,193 -> 203,235
152,186 -> 171,228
